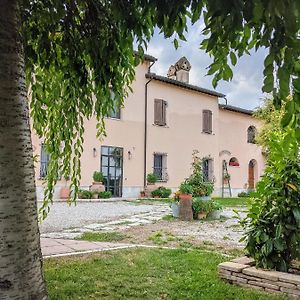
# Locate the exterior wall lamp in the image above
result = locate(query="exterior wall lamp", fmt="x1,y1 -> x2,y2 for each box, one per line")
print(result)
128,150 -> 132,160
93,147 -> 97,157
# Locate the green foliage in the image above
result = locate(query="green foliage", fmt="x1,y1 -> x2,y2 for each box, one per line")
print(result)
78,189 -> 93,199
98,191 -> 112,199
92,171 -> 104,183
192,199 -> 220,219
151,186 -> 172,198
147,173 -> 158,184
185,151 -> 214,197
238,191 -> 250,198
179,182 -> 193,195
20,1 -> 300,219
241,118 -> 300,271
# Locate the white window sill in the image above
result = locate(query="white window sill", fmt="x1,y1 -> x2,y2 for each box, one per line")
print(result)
152,123 -> 169,128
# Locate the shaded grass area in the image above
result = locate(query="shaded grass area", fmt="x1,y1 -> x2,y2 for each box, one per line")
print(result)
213,197 -> 250,207
45,248 -> 287,300
76,231 -> 129,242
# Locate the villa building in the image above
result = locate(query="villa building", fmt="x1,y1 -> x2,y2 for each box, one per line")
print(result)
31,54 -> 265,198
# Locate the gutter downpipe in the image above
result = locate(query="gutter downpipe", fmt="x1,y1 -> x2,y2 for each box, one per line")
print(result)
144,61 -> 155,188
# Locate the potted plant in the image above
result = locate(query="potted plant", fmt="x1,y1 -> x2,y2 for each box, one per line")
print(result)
144,173 -> 158,197
179,182 -> 193,201
170,191 -> 180,218
192,198 -> 213,220
60,176 -> 71,199
223,173 -> 230,184
140,190 -> 146,198
208,201 -> 223,219
90,171 -> 105,193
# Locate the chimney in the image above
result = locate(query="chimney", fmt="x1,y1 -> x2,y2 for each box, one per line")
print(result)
174,56 -> 191,83
167,65 -> 176,80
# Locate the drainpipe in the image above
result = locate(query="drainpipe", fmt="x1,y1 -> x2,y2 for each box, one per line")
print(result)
144,61 -> 155,188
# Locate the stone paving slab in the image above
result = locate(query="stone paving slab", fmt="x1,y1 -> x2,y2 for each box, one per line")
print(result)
41,237 -> 134,257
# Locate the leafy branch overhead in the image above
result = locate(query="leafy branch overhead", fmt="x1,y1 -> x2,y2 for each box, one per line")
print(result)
20,1 -> 300,216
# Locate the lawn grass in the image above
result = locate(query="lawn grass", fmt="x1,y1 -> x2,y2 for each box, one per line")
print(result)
76,231 -> 129,242
213,197 -> 250,207
133,198 -> 172,204
45,248 -> 287,300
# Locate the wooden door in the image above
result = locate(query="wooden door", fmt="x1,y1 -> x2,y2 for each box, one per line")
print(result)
248,161 -> 255,189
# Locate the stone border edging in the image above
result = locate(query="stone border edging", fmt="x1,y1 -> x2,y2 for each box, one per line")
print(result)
218,256 -> 300,298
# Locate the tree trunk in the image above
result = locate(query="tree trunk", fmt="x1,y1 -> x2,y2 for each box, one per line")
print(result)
0,1 -> 48,299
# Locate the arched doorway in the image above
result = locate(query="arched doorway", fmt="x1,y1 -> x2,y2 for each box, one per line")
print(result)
248,159 -> 257,189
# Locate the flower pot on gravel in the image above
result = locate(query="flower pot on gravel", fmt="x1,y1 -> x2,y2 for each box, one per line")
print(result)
197,212 -> 207,220
209,210 -> 222,219
171,202 -> 179,218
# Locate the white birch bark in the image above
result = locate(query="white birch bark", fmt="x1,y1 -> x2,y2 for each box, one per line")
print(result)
0,0 -> 48,299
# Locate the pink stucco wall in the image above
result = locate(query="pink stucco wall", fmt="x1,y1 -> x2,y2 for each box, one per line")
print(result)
32,58 -> 265,198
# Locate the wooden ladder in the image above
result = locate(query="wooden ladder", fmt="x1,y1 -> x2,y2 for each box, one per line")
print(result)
222,160 -> 232,198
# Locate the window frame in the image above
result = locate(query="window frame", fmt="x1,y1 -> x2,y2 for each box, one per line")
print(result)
247,126 -> 256,144
153,152 -> 168,182
202,109 -> 213,134
107,89 -> 121,120
154,99 -> 167,126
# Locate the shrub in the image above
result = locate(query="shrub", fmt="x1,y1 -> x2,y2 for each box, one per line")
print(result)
179,182 -> 193,195
192,199 -> 213,219
93,171 -> 104,182
78,189 -> 93,199
147,173 -> 158,184
151,186 -> 172,198
184,151 -> 214,197
241,127 -> 300,271
98,191 -> 112,199
238,191 -> 249,198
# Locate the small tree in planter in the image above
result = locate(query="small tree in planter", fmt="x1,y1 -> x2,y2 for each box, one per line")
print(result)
186,151 -> 214,200
144,173 -> 158,197
90,171 -> 105,194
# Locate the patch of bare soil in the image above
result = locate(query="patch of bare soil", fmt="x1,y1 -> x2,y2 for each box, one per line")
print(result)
118,211 -> 246,254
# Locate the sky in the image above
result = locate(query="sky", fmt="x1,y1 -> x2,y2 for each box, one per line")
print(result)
145,21 -> 268,110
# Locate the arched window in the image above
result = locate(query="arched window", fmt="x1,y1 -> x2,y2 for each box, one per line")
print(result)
247,126 -> 256,144
229,157 -> 239,167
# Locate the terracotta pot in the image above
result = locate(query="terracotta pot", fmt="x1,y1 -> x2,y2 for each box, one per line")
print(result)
90,182 -> 105,193
60,187 -> 70,199
197,212 -> 207,220
179,193 -> 192,201
140,191 -> 146,198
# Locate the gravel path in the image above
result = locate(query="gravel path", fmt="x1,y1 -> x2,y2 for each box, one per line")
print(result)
39,201 -> 165,233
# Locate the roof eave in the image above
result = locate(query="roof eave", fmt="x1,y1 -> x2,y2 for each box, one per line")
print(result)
145,73 -> 225,98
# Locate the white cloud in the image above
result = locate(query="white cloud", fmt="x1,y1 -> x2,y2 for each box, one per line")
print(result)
146,22 -> 268,110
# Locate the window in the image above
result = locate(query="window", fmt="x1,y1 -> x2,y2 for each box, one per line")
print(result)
40,144 -> 50,178
153,153 -> 168,181
202,158 -> 213,182
107,90 -> 121,119
247,126 -> 256,143
202,110 -> 212,134
229,157 -> 240,167
154,99 -> 167,126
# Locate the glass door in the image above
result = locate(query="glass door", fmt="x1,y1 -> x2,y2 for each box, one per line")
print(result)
101,146 -> 123,197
